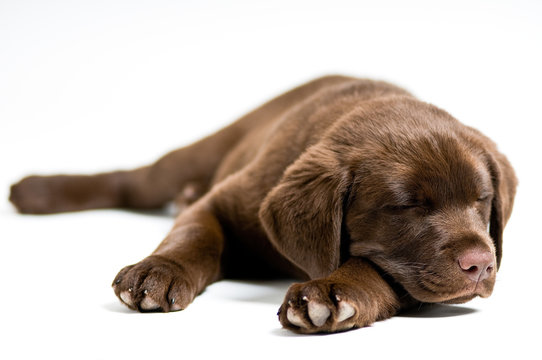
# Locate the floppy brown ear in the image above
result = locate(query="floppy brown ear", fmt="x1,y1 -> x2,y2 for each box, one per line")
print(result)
487,150 -> 518,269
259,143 -> 352,279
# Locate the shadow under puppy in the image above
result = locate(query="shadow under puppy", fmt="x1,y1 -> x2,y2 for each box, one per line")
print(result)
10,76 -> 517,334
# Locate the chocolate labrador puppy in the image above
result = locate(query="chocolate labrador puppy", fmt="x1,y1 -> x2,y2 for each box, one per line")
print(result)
10,76 -> 517,333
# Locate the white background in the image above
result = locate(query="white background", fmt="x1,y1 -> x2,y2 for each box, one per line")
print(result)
1,0 -> 541,359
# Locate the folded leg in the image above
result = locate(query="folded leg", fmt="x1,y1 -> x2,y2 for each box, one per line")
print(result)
278,257 -> 404,333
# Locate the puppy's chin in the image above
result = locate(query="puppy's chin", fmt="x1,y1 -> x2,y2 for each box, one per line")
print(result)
441,294 -> 478,304
405,279 -> 495,304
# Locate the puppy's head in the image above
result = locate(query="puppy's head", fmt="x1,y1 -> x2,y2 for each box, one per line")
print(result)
260,97 -> 517,304
348,123 -> 506,303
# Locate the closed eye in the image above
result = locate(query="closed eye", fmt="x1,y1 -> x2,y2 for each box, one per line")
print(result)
390,204 -> 419,210
385,203 -> 423,213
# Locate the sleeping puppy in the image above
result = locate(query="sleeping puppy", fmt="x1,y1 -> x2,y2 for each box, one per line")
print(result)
9,76 -> 517,334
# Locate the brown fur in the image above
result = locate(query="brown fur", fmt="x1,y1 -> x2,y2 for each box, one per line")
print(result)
9,75 -> 517,333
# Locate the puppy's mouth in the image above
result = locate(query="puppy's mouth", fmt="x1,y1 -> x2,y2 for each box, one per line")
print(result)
362,255 -> 496,304
372,260 -> 496,304
404,274 -> 495,304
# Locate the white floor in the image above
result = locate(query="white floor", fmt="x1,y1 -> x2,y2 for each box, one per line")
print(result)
1,1 -> 541,359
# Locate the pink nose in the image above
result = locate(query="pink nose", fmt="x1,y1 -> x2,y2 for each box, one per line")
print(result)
457,249 -> 495,282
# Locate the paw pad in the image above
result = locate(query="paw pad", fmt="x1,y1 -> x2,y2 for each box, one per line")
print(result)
307,301 -> 330,326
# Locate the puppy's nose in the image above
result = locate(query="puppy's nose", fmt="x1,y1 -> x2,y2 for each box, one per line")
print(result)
457,249 -> 495,282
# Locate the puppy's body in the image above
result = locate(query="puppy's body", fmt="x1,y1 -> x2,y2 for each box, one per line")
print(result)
10,76 -> 517,333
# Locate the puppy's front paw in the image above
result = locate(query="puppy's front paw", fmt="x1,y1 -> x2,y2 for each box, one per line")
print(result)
278,280 -> 363,334
112,255 -> 197,312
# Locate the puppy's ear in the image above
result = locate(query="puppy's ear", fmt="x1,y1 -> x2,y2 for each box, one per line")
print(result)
487,151 -> 517,269
259,143 -> 352,279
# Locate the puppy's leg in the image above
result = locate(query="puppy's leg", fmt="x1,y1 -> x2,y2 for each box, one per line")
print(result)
278,258 -> 404,333
10,170 -> 144,214
112,204 -> 224,311
9,134 -> 229,214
